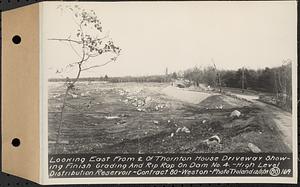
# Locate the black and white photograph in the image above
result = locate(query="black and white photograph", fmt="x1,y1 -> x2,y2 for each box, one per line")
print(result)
40,1 -> 297,183
45,2 -> 296,155
1,1 -> 297,184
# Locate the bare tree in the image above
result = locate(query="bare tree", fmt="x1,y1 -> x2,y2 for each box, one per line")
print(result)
49,5 -> 121,152
278,59 -> 292,105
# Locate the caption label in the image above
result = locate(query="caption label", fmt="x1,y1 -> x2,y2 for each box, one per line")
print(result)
48,153 -> 293,178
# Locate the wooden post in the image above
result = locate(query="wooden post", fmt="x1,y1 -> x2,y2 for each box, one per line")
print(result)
241,67 -> 245,93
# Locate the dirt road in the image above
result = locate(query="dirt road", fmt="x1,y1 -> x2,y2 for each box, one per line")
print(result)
160,86 -> 292,152
229,92 -> 293,151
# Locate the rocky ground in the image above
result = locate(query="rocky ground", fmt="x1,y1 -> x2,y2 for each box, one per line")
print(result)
48,81 -> 292,154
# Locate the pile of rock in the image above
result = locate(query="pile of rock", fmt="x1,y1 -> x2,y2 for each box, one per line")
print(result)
116,88 -> 169,112
175,126 -> 191,134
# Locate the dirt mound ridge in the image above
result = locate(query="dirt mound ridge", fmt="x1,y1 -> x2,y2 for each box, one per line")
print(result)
162,86 -> 211,104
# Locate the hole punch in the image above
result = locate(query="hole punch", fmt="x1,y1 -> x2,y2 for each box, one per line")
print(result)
12,138 -> 21,147
12,35 -> 21,44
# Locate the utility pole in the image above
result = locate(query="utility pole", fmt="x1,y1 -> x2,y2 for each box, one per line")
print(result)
241,67 -> 245,93
165,67 -> 168,82
212,59 -> 222,93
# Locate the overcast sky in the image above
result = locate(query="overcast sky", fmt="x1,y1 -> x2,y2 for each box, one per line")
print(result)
42,1 -> 297,78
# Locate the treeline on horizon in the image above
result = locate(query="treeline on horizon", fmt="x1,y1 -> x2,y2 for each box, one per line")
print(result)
49,61 -> 292,110
50,61 -> 292,93
182,62 -> 292,94
49,61 -> 292,96
49,74 -> 169,83
181,61 -> 292,111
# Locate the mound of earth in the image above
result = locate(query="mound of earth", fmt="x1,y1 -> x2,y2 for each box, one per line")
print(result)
162,86 -> 211,104
198,95 -> 250,109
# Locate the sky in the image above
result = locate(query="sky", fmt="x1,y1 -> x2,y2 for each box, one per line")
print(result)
42,1 -> 297,78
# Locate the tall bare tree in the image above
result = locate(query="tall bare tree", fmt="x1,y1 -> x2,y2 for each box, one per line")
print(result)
49,5 -> 121,151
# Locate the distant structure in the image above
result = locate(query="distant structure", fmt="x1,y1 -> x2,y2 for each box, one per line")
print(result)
104,74 -> 108,81
165,67 -> 169,82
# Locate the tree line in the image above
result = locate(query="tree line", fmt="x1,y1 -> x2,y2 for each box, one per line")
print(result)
182,61 -> 292,93
181,60 -> 292,110
49,75 -> 170,83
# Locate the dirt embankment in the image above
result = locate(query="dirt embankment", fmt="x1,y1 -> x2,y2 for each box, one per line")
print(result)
227,91 -> 293,151
161,86 -> 212,104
